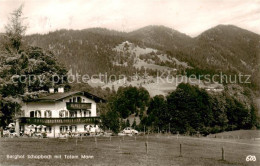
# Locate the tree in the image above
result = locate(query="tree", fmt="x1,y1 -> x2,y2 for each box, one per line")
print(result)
126,119 -> 130,127
209,94 -> 228,131
166,83 -> 214,134
120,119 -> 126,130
0,98 -> 21,127
0,6 -> 70,128
112,86 -> 150,118
132,118 -> 137,129
4,5 -> 27,51
226,97 -> 252,130
145,95 -> 168,131
100,110 -> 120,133
249,104 -> 257,129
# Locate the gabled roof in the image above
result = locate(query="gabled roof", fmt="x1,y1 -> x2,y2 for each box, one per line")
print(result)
24,91 -> 105,103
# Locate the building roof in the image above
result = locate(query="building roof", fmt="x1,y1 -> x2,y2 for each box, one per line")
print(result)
24,91 -> 105,103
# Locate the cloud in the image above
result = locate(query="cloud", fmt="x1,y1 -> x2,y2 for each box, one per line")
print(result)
0,0 -> 259,37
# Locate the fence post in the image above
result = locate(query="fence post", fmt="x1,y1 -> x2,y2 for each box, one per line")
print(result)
169,123 -> 170,134
179,144 -> 182,157
76,137 -> 78,146
119,140 -> 121,150
95,136 -> 97,148
145,141 -> 148,154
222,147 -> 225,160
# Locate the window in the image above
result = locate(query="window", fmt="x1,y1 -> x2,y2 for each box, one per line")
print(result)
84,125 -> 89,131
35,110 -> 41,117
59,126 -> 68,133
65,111 -> 69,118
47,127 -> 52,133
30,111 -> 34,117
73,97 -> 76,103
44,110 -> 52,118
59,111 -> 63,118
77,97 -> 82,103
70,111 -> 77,118
59,110 -> 69,118
69,125 -> 77,132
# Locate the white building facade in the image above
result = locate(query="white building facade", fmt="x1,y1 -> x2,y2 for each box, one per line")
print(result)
18,91 -> 104,137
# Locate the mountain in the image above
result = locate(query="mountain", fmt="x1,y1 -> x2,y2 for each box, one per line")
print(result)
193,25 -> 260,73
24,25 -> 260,94
26,29 -> 129,76
127,25 -> 193,50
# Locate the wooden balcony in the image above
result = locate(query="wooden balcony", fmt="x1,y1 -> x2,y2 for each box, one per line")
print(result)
66,102 -> 91,110
19,117 -> 100,125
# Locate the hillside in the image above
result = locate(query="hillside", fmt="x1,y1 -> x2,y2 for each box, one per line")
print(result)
193,25 -> 260,73
25,25 -> 259,73
24,25 -> 260,97
127,25 -> 193,51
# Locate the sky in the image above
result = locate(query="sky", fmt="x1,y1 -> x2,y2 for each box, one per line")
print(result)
0,0 -> 260,37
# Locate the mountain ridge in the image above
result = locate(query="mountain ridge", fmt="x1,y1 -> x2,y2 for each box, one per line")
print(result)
24,24 -> 260,93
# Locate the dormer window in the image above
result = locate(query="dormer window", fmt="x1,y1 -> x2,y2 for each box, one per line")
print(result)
77,97 -> 82,103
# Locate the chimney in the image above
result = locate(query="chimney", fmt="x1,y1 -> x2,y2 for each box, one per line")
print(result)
49,87 -> 54,93
58,87 -> 64,93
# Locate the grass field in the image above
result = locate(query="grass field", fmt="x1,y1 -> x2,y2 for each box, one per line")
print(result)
0,133 -> 259,166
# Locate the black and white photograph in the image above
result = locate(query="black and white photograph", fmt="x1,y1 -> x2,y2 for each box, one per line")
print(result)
0,0 -> 259,165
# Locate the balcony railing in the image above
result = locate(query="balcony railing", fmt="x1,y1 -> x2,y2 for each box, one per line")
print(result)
19,117 -> 100,125
66,102 -> 91,110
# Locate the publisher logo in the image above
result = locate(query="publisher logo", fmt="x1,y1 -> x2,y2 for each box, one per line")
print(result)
246,155 -> 256,162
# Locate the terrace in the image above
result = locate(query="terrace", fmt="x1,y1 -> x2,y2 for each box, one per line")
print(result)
19,117 -> 100,125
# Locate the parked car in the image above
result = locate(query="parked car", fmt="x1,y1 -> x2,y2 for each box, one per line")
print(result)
122,127 -> 138,135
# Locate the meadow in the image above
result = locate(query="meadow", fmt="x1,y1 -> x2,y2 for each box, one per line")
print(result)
0,132 -> 259,166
